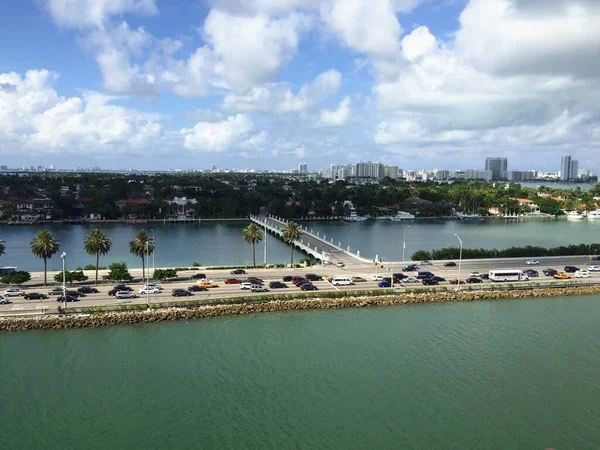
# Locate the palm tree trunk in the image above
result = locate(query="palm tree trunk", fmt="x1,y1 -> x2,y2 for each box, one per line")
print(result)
43,257 -> 47,286
290,247 -> 294,267
95,253 -> 99,284
141,257 -> 145,281
252,243 -> 256,267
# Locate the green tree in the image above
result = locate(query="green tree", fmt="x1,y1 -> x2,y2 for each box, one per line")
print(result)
84,229 -> 112,284
0,237 -> 5,259
106,262 -> 133,282
30,230 -> 60,286
243,223 -> 264,267
281,221 -> 301,266
128,230 -> 154,280
153,268 -> 177,282
53,270 -> 88,285
1,271 -> 31,285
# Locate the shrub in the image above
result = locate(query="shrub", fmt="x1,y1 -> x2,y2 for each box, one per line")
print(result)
105,262 -> 133,282
153,268 -> 178,282
53,270 -> 88,285
84,264 -> 106,271
1,271 -> 31,285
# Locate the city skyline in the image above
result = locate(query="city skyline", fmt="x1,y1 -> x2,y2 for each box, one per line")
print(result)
1,0 -> 599,170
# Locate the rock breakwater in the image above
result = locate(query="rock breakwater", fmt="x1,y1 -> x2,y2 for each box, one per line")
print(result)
2,285 -> 600,332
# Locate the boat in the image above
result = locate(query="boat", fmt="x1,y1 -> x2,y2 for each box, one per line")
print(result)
344,207 -> 368,222
566,211 -> 585,220
389,211 -> 415,221
457,212 -> 483,220
587,210 -> 600,219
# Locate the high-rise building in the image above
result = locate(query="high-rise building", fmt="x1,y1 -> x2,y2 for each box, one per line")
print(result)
464,169 -> 493,181
505,170 -> 535,182
298,163 -> 308,174
570,160 -> 579,180
484,157 -> 508,180
383,165 -> 399,179
355,162 -> 384,178
560,155 -> 579,180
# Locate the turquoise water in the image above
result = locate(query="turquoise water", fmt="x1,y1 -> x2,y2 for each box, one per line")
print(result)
1,295 -> 600,449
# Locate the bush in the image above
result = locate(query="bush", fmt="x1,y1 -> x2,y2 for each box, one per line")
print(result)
153,268 -> 178,282
1,271 -> 31,285
105,262 -> 133,282
411,250 -> 432,261
53,270 -> 88,285
84,264 -> 106,271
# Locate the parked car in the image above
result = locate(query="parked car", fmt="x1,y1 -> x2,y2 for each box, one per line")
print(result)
77,286 -> 99,294
240,282 -> 253,290
0,296 -> 11,305
198,281 -> 218,288
115,291 -> 137,299
4,288 -> 23,297
24,292 -> 48,300
401,277 -> 419,283
191,273 -> 207,279
188,285 -> 208,292
48,288 -> 65,295
56,295 -> 79,302
171,289 -> 193,297
230,269 -> 247,275
526,260 -> 539,265
378,280 -> 392,288
251,285 -> 269,293
444,262 -> 457,267
564,266 -> 579,273
575,270 -> 590,278
422,278 -> 438,286
419,260 -> 433,266
299,283 -> 318,291
588,265 -> 600,272
269,281 -> 288,289
305,273 -> 322,281
372,274 -> 384,281
524,269 -> 539,277
466,277 -> 483,283
351,276 -> 367,282
543,268 -> 558,276
224,278 -> 242,284
431,276 -> 446,282
113,285 -> 133,291
282,275 -> 293,282
449,279 -> 466,285
553,272 -> 571,280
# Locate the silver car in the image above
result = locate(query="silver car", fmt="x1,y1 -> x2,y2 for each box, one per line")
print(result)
116,291 -> 137,299
4,288 -> 23,297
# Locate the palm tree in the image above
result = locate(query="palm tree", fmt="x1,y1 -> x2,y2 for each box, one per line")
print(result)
243,224 -> 264,267
0,237 -> 5,259
84,229 -> 112,284
30,230 -> 60,286
281,221 -> 301,267
129,230 -> 154,280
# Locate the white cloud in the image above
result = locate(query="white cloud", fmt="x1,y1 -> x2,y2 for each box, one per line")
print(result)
181,114 -> 255,152
45,0 -> 158,29
319,96 -> 351,126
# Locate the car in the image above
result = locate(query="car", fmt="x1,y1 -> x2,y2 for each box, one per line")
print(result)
593,256 -> 600,260
422,278 -> 438,286
553,272 -> 571,280
139,286 -> 161,294
588,265 -> 600,272
224,278 -> 242,284
56,295 -> 79,302
564,266 -> 579,273
300,283 -> 318,291
336,261 -> 345,268
526,260 -> 539,265
469,272 -> 482,278
291,276 -> 306,285
401,277 -> 419,283
269,281 -> 288,289
240,282 -> 253,290
108,288 -> 120,296
419,260 -> 433,266
392,273 -> 406,282
171,289 -> 193,297
141,284 -> 162,291
198,281 -> 218,288
444,262 -> 457,267
0,296 -> 11,305
575,270 -> 590,278
230,269 -> 247,275
543,268 -> 558,276
449,279 -> 466,285
66,290 -> 85,298
524,269 -> 539,277
24,292 -> 48,300
48,288 -> 65,295
113,285 -> 133,291
351,276 -> 367,282
251,285 -> 269,293
403,264 -> 419,271
3,288 -> 24,297
77,286 -> 99,294
246,277 -> 264,285
115,291 -> 137,299
372,274 -> 384,281
305,273 -> 322,281
188,285 -> 208,292
282,275 -> 293,282
378,280 -> 392,288
466,277 -> 483,283
431,276 -> 446,282
191,273 -> 207,280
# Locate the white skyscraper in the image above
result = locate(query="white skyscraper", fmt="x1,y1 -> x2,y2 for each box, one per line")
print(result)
298,163 -> 308,174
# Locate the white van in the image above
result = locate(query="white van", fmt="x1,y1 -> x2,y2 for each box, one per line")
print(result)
329,276 -> 354,286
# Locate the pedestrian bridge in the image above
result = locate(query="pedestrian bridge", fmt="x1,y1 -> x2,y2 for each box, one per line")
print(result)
249,215 -> 370,266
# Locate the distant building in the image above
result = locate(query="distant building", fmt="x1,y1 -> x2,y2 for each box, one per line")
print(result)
560,155 -> 579,180
298,163 -> 308,174
504,170 -> 535,182
355,162 -> 384,179
464,169 -> 493,181
485,157 -> 508,180
383,165 -> 399,179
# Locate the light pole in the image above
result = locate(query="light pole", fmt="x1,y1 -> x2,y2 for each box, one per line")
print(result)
61,252 -> 67,307
263,218 -> 267,268
402,225 -> 410,262
151,229 -> 155,276
455,234 -> 463,290
146,239 -> 152,306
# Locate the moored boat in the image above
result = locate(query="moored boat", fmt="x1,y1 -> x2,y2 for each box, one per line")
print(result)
389,211 -> 415,221
566,211 -> 585,220
587,210 -> 600,219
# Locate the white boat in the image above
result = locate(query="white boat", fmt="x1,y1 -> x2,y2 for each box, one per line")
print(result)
566,211 -> 585,220
344,207 -> 368,222
587,210 -> 600,219
389,211 -> 415,221
457,212 -> 483,220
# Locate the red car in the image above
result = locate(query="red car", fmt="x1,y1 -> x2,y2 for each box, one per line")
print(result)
449,279 -> 466,285
224,278 -> 241,284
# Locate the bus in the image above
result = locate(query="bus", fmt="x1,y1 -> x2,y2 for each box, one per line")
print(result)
488,269 -> 529,282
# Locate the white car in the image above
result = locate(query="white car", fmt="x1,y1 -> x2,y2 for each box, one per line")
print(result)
419,260 -> 433,266
372,275 -> 384,281
526,260 -> 539,265
240,282 -> 253,290
116,291 -> 137,299
139,286 -> 161,294
336,261 -> 345,267
251,285 -> 269,293
469,272 -> 482,278
3,288 -> 24,297
575,270 -> 590,278
587,265 -> 600,272
401,277 -> 419,283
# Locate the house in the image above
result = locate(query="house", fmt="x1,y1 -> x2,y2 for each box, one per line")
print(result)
115,199 -> 151,218
14,199 -> 55,221
510,197 -> 540,214
169,197 -> 197,219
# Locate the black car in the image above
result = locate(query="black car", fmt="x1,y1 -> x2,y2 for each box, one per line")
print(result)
269,281 -> 288,289
299,283 -> 318,291
188,285 -> 208,292
231,269 -> 247,275
108,289 -> 119,296
593,256 -> 600,260
422,278 -> 439,286
524,269 -> 539,277
466,277 -> 483,283
282,275 -> 293,282
56,295 -> 79,302
113,284 -> 133,291
305,273 -> 322,281
24,292 -> 48,300
77,286 -> 99,294
431,276 -> 446,282
392,273 -> 405,282
191,273 -> 207,279
66,290 -> 85,298
172,289 -> 193,297
564,266 -> 579,273
543,268 -> 558,276
403,264 -> 419,271
444,262 -> 457,267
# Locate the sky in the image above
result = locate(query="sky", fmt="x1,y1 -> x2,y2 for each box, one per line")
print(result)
0,0 -> 599,172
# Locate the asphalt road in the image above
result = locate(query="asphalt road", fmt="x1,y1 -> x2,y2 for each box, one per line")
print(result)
1,256 -> 598,315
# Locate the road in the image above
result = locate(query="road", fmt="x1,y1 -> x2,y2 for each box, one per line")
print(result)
1,255 -> 598,316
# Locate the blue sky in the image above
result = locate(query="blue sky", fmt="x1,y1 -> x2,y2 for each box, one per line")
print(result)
0,0 -> 599,172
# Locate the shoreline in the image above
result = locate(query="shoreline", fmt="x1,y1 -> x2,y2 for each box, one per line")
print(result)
2,285 -> 599,332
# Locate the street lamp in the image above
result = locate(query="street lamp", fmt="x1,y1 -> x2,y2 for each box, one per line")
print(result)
263,218 -> 267,268
151,229 -> 155,277
454,234 -> 463,290
146,238 -> 153,306
60,252 -> 67,306
402,225 -> 411,262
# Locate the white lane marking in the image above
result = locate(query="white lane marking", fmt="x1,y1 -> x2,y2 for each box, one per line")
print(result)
11,306 -> 24,310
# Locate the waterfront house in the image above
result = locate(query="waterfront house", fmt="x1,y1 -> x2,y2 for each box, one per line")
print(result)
510,198 -> 540,214
14,198 -> 55,221
115,199 -> 151,218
